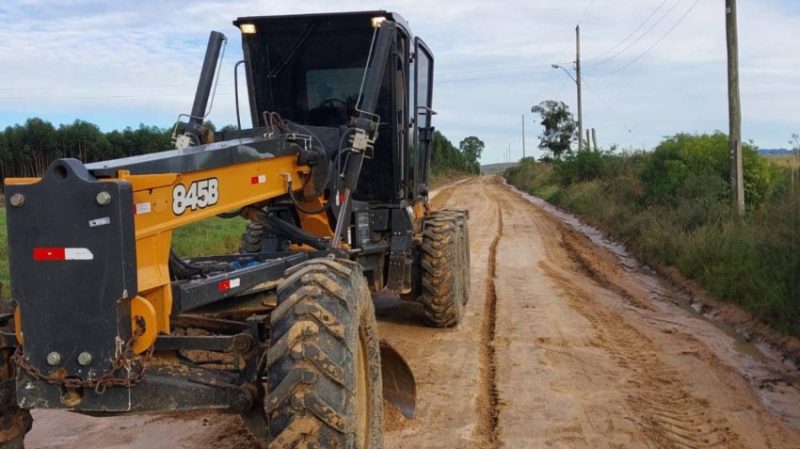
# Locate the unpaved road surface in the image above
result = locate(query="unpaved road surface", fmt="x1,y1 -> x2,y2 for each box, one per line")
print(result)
24,176 -> 800,448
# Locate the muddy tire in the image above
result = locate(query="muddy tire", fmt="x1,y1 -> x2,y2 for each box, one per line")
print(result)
420,210 -> 469,327
240,221 -> 265,254
0,347 -> 32,449
265,258 -> 383,449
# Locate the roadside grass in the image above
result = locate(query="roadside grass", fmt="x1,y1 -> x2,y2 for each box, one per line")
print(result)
767,155 -> 800,168
0,210 -> 247,301
506,134 -> 800,337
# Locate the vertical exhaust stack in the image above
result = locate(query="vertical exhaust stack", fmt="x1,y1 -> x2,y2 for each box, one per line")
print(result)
179,31 -> 227,148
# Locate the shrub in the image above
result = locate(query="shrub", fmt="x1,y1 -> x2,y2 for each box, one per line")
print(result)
505,132 -> 800,337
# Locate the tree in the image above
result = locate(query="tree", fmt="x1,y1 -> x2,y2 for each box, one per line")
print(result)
459,136 -> 484,174
431,131 -> 466,173
531,100 -> 576,159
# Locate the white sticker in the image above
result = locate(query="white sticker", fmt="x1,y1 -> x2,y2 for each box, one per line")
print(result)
230,278 -> 241,288
65,248 -> 94,260
135,202 -> 152,215
89,217 -> 111,228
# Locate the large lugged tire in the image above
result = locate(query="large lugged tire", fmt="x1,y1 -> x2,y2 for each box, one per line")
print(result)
420,210 -> 470,327
266,259 -> 383,449
240,221 -> 265,253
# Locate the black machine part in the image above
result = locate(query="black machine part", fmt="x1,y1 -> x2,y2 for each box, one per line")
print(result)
332,20 -> 397,248
5,160 -> 137,380
184,31 -> 227,143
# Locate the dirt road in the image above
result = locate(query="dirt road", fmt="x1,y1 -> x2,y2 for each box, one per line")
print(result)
24,176 -> 800,448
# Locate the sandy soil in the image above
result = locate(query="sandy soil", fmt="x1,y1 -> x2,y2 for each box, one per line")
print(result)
22,176 -> 800,448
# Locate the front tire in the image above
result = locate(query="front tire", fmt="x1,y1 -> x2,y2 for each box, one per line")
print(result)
266,259 -> 383,449
420,210 -> 470,327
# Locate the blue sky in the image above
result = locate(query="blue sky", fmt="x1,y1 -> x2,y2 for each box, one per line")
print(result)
1,0 -> 798,163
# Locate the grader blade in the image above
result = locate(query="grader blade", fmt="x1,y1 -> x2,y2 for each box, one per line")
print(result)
380,340 -> 417,419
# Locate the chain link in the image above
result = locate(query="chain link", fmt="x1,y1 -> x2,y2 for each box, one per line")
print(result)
10,317 -> 154,394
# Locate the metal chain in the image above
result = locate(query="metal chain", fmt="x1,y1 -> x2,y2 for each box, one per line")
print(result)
10,317 -> 154,394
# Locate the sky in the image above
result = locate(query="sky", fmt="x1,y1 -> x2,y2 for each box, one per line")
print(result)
0,0 -> 798,163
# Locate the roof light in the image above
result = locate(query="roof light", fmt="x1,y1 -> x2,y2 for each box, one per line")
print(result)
371,16 -> 386,28
240,23 -> 257,34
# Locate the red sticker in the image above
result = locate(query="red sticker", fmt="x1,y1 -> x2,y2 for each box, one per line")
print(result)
33,247 -> 66,261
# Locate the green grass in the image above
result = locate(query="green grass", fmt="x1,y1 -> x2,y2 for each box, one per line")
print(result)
0,210 -> 247,300
171,216 -> 247,258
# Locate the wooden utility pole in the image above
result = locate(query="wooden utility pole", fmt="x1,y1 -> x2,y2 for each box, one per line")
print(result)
576,25 -> 584,152
726,0 -> 745,216
521,115 -> 526,159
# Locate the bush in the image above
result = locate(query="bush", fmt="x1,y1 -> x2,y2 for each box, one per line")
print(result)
640,132 -> 779,208
505,133 -> 800,337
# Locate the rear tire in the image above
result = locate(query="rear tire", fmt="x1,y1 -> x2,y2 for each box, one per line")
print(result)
420,210 -> 470,327
240,221 -> 265,254
265,259 -> 383,449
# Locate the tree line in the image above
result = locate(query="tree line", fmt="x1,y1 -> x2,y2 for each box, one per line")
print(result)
0,118 -> 483,184
431,131 -> 483,175
0,118 -> 173,180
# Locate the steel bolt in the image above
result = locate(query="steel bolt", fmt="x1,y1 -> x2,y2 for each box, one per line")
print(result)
8,193 -> 24,208
77,352 -> 93,366
46,352 -> 62,366
95,191 -> 112,206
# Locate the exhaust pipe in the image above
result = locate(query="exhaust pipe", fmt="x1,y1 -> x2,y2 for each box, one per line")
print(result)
174,30 -> 226,149
189,31 -> 227,127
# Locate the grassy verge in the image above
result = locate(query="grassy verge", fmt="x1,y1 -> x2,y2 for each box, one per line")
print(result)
506,133 -> 800,337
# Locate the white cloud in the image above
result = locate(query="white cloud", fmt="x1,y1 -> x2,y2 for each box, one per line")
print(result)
0,0 -> 798,163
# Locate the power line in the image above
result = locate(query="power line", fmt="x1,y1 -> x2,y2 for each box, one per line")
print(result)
590,0 -> 701,76
583,0 -> 685,69
577,0 -> 599,25
581,77 -> 638,142
582,0 -> 670,64
439,63 -> 552,77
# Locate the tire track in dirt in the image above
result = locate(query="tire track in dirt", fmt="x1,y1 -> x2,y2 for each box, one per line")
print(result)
476,203 -> 503,449
537,230 -> 746,449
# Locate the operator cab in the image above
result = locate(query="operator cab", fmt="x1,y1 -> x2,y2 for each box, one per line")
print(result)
233,11 -> 435,203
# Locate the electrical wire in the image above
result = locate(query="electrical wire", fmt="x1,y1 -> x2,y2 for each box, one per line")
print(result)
583,0 -> 685,69
581,77 -> 639,143
590,0 -> 701,77
582,0 -> 670,64
576,0 -> 598,25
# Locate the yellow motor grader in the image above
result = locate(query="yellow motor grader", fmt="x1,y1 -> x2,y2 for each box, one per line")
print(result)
0,10 -> 469,449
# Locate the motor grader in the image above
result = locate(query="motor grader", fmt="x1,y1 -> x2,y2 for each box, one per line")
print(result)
0,10 -> 470,449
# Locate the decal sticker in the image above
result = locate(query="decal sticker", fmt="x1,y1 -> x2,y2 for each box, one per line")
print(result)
135,202 -> 152,215
89,217 -> 111,228
218,278 -> 241,292
172,178 -> 219,215
33,247 -> 94,261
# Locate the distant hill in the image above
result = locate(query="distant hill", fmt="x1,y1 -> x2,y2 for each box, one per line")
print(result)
481,162 -> 519,175
759,148 -> 793,156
